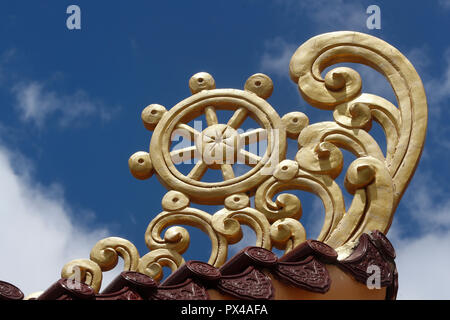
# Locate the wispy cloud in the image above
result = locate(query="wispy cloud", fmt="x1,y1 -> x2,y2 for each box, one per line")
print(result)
12,81 -> 119,128
389,172 -> 450,299
394,172 -> 450,237
259,1 -> 382,84
0,49 -> 124,295
260,1 -> 369,78
0,143 -> 119,295
0,48 -> 120,129
394,232 -> 450,299
404,46 -> 450,150
260,37 -> 296,78
424,49 -> 450,112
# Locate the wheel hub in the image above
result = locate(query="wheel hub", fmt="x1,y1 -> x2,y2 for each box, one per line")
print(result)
196,124 -> 243,169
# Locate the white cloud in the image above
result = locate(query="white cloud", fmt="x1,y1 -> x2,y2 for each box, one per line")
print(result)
0,143 -> 119,295
394,46 -> 450,123
12,81 -> 118,128
425,49 -> 450,110
406,47 -> 431,72
388,172 -> 450,299
404,47 -> 450,149
393,232 -> 450,299
260,38 -> 297,78
0,48 -> 119,129
403,175 -> 450,231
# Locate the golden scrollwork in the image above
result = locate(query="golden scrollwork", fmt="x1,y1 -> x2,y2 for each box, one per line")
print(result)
61,31 -> 427,291
89,237 -> 140,272
138,249 -> 185,282
270,218 -> 307,253
61,259 -> 103,293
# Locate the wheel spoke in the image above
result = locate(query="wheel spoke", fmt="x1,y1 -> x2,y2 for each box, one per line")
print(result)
240,128 -> 267,145
205,106 -> 218,126
170,146 -> 197,164
227,107 -> 248,129
221,164 -> 235,180
188,160 -> 208,180
238,149 -> 261,167
174,123 -> 200,141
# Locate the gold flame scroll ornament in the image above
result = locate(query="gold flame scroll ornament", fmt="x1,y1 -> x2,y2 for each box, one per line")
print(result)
61,31 -> 427,293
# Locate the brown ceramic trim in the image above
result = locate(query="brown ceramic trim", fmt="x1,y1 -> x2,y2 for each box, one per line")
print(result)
153,278 -> 209,300
162,260 -> 221,287
216,247 -> 276,300
218,265 -> 274,300
37,278 -> 95,300
336,231 -> 397,294
98,271 -> 157,300
96,286 -> 143,300
0,280 -> 24,301
275,256 -> 331,293
279,240 -> 338,264
2,230 -> 398,300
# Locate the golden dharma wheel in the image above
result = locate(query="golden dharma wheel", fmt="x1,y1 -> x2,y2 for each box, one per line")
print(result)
144,73 -> 286,205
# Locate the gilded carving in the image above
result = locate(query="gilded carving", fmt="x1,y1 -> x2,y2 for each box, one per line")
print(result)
61,31 -> 427,292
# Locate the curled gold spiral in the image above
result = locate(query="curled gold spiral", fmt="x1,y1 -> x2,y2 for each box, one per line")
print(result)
61,259 -> 102,293
145,207 -> 228,267
255,181 -> 302,223
138,249 -> 185,282
290,35 -> 363,110
256,170 -> 344,243
334,101 -> 372,130
212,207 -> 271,250
327,156 -> 394,248
296,141 -> 343,179
298,122 -> 384,161
270,218 -> 306,253
333,93 -> 401,171
89,237 -> 140,272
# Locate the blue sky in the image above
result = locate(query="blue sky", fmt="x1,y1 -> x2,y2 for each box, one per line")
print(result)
0,0 -> 449,299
